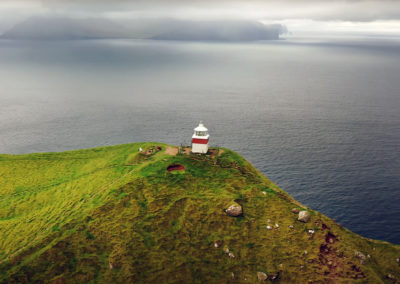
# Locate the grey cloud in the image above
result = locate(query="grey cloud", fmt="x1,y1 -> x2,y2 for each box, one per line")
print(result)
1,0 -> 400,35
38,0 -> 400,22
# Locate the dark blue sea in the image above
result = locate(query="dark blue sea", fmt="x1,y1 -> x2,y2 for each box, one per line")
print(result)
0,37 -> 399,243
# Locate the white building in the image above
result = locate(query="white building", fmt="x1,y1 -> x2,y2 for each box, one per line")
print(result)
191,121 -> 209,154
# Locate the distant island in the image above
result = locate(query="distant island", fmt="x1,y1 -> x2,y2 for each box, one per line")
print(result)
0,143 -> 399,283
0,16 -> 287,42
151,21 -> 286,41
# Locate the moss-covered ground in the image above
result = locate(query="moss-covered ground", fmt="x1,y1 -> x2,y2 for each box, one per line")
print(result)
0,143 -> 399,283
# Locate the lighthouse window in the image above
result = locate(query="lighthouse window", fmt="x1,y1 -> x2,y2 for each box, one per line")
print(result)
196,131 -> 207,136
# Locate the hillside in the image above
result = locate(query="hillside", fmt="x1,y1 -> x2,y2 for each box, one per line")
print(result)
0,143 -> 399,283
0,16 -> 130,40
150,21 -> 285,41
1,17 -> 286,42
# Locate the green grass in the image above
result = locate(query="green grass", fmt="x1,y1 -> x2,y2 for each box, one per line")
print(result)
0,143 -> 399,283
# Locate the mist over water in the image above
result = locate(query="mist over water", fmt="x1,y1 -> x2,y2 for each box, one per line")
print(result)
0,38 -> 399,243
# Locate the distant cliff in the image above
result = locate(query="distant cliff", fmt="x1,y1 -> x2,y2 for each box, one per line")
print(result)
151,21 -> 286,41
0,143 -> 399,283
0,16 -> 130,40
1,17 -> 286,42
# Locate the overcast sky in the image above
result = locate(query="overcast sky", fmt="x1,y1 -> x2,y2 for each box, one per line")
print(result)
1,0 -> 400,35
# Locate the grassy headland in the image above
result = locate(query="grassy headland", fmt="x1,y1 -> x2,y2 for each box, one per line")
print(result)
0,143 -> 399,283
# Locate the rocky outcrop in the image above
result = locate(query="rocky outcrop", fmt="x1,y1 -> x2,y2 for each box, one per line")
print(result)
354,251 -> 367,264
225,203 -> 243,217
257,271 -> 268,281
298,211 -> 311,223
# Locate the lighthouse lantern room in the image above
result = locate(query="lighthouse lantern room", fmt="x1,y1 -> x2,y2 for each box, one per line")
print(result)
191,121 -> 209,154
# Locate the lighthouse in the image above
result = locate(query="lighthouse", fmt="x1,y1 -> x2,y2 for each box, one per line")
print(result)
191,121 -> 209,154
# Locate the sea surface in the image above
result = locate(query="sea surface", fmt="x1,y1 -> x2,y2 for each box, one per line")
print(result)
0,37 -> 399,243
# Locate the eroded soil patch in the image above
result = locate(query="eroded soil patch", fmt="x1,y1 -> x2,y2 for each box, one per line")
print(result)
167,164 -> 185,172
165,147 -> 178,156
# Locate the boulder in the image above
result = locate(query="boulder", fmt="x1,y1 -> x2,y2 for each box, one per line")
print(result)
257,272 -> 268,281
354,251 -> 367,264
298,211 -> 311,223
225,203 -> 243,217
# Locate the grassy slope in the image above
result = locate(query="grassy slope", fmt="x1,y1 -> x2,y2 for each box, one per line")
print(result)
0,143 -> 399,283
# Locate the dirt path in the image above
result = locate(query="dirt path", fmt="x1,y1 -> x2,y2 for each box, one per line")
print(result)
165,147 -> 178,156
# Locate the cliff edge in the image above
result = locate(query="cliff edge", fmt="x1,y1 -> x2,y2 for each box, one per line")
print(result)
0,143 -> 399,283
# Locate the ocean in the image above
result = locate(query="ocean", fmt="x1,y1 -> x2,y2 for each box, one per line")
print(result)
0,37 -> 399,243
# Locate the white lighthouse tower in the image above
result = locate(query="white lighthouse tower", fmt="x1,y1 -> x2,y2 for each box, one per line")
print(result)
191,121 -> 209,154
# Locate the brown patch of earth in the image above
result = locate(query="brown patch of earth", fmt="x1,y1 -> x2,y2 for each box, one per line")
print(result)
208,148 -> 224,157
165,147 -> 178,156
318,231 -> 365,281
167,164 -> 185,172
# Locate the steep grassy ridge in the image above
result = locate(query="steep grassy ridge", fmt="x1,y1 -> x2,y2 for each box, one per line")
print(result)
0,143 -> 399,283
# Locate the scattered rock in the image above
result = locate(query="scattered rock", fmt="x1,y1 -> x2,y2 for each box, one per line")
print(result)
354,251 -> 367,264
308,229 -> 315,234
275,224 -> 279,228
304,250 -> 308,255
266,225 -> 272,230
387,274 -> 395,280
289,225 -> 294,229
224,247 -> 230,254
292,208 -> 300,214
225,203 -> 243,217
109,261 -> 113,270
268,272 -> 280,281
257,272 -> 268,281
298,211 -> 311,223
231,272 -> 235,279
228,252 -> 235,258
214,240 -> 223,248
262,191 -> 267,195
